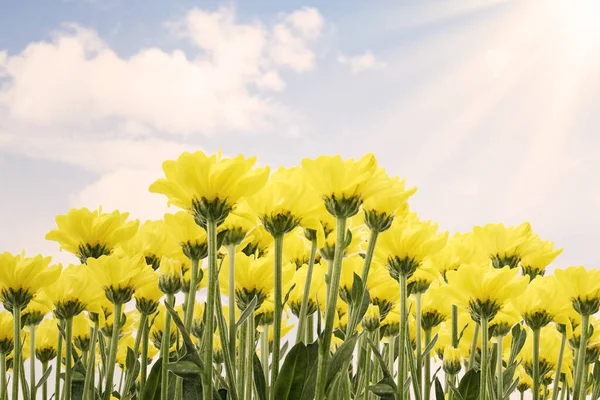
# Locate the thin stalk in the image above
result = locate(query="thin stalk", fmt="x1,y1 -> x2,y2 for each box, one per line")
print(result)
227,246 -> 238,362
371,329 -> 381,399
396,273 -> 408,400
315,217 -> 348,400
533,328 -> 541,400
270,233 -> 285,400
573,314 -> 589,400
306,314 -> 314,343
183,257 -> 200,330
65,317 -> 74,400
388,336 -> 396,374
0,352 -> 6,400
479,317 -> 489,400
347,229 -> 379,335
19,358 -> 29,400
104,303 -> 123,400
123,312 -> 148,398
140,316 -> 150,394
118,368 -> 125,394
12,306 -> 22,400
56,319 -> 64,400
213,281 -> 238,400
261,324 -> 270,394
561,376 -> 568,400
97,331 -> 107,394
83,320 -> 99,400
245,309 -> 255,398
203,218 -> 219,400
552,331 -> 567,400
295,238 -> 318,344
29,324 -> 37,400
424,328 -> 432,400
497,334 -> 504,400
415,293 -> 423,397
42,360 -> 48,400
161,294 -> 175,400
237,319 -> 248,400
363,335 -> 372,400
451,305 -> 458,347
468,323 -> 480,370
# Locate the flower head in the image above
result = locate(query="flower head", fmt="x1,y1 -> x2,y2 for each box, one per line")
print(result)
0,252 -> 60,310
86,254 -> 156,304
0,311 -> 13,354
445,263 -> 528,321
442,346 -> 462,375
519,234 -> 562,279
46,208 -> 139,263
555,266 -> 600,315
35,319 -> 59,362
515,276 -> 571,330
362,173 -> 417,232
135,276 -> 163,315
116,220 -> 182,270
288,261 -> 327,317
164,212 -> 209,261
473,222 -> 534,269
149,150 -> 270,225
22,292 -> 53,326
45,265 -> 105,319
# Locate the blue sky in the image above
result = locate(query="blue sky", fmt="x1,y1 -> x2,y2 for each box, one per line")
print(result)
1,0 -> 599,270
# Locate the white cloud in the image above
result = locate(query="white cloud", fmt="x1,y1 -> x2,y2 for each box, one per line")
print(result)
337,50 -> 386,73
0,7 -> 325,138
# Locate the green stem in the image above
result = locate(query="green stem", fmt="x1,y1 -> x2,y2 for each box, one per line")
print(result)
227,246 -> 238,361
468,323 -> 480,370
372,329 -> 381,399
270,233 -> 285,400
261,324 -> 270,395
123,312 -> 148,398
479,317 -> 489,400
203,218 -> 218,400
29,324 -> 37,400
12,306 -> 22,400
245,309 -> 255,398
424,328 -> 432,400
363,334 -> 372,400
213,282 -> 238,400
552,331 -> 567,400
183,257 -> 200,332
83,320 -> 99,400
574,313 -> 589,400
97,331 -> 107,394
19,358 -> 29,400
315,216 -> 348,400
451,305 -> 458,347
56,319 -> 64,400
295,238 -> 318,344
161,295 -> 175,400
306,314 -> 314,343
560,376 -> 568,400
42,360 -> 48,400
118,367 -> 125,394
104,303 -> 123,400
0,352 -> 6,400
397,273 -> 408,400
533,328 -> 541,400
237,319 -> 247,399
388,336 -> 396,374
497,334 -> 504,400
140,315 -> 150,394
65,317 -> 74,400
415,293 -> 423,397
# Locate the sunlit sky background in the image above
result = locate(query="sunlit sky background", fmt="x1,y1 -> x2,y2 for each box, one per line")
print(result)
1,0 -> 600,272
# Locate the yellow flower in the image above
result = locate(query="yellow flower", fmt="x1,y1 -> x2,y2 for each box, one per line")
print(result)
376,216 -> 447,280
241,225 -> 274,258
301,154 -> 386,218
149,150 -> 270,223
219,201 -> 258,247
35,319 -> 59,362
515,276 -> 571,331
282,230 -> 313,269
519,234 -> 562,278
287,261 -> 327,317
116,333 -> 135,369
150,305 -> 182,350
164,212 -> 209,260
472,222 -> 533,269
489,302 -> 521,337
320,218 -> 367,261
45,207 -> 139,263
0,252 -> 60,309
86,254 -> 156,304
45,265 -> 105,319
362,305 -> 381,331
116,220 -> 182,270
408,263 -> 440,294
220,252 -> 294,309
72,314 -> 93,352
135,276 -> 163,315
445,263 -> 528,320
247,166 -> 322,236
520,325 -> 573,380
418,282 -> 451,330
361,172 -> 417,231
366,263 -> 400,319
442,346 -> 462,375
22,292 -> 53,326
422,232 -> 488,280
516,366 -> 533,392
157,257 -> 183,295
554,266 -> 600,315
0,311 -> 14,354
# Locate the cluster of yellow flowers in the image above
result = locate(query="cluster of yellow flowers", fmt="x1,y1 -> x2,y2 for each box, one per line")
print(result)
0,150 -> 597,400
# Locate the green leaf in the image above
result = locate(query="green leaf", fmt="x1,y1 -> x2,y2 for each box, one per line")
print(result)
253,354 -> 267,400
273,342 -> 309,400
448,384 -> 464,400
343,229 -> 353,249
434,377 -> 445,400
299,342 -> 320,400
458,323 -> 470,344
142,357 -> 162,400
351,273 -> 364,304
166,359 -> 203,379
422,333 -> 439,359
366,338 -> 397,390
367,383 -> 395,395
165,302 -> 203,368
236,296 -> 258,328
283,283 -> 297,309
280,341 -> 289,360
35,365 -> 53,389
126,347 -> 136,373
458,369 -> 480,400
325,334 -> 359,391
503,378 -> 520,400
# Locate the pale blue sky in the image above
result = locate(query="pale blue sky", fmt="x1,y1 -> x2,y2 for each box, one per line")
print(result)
1,0 -> 599,271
